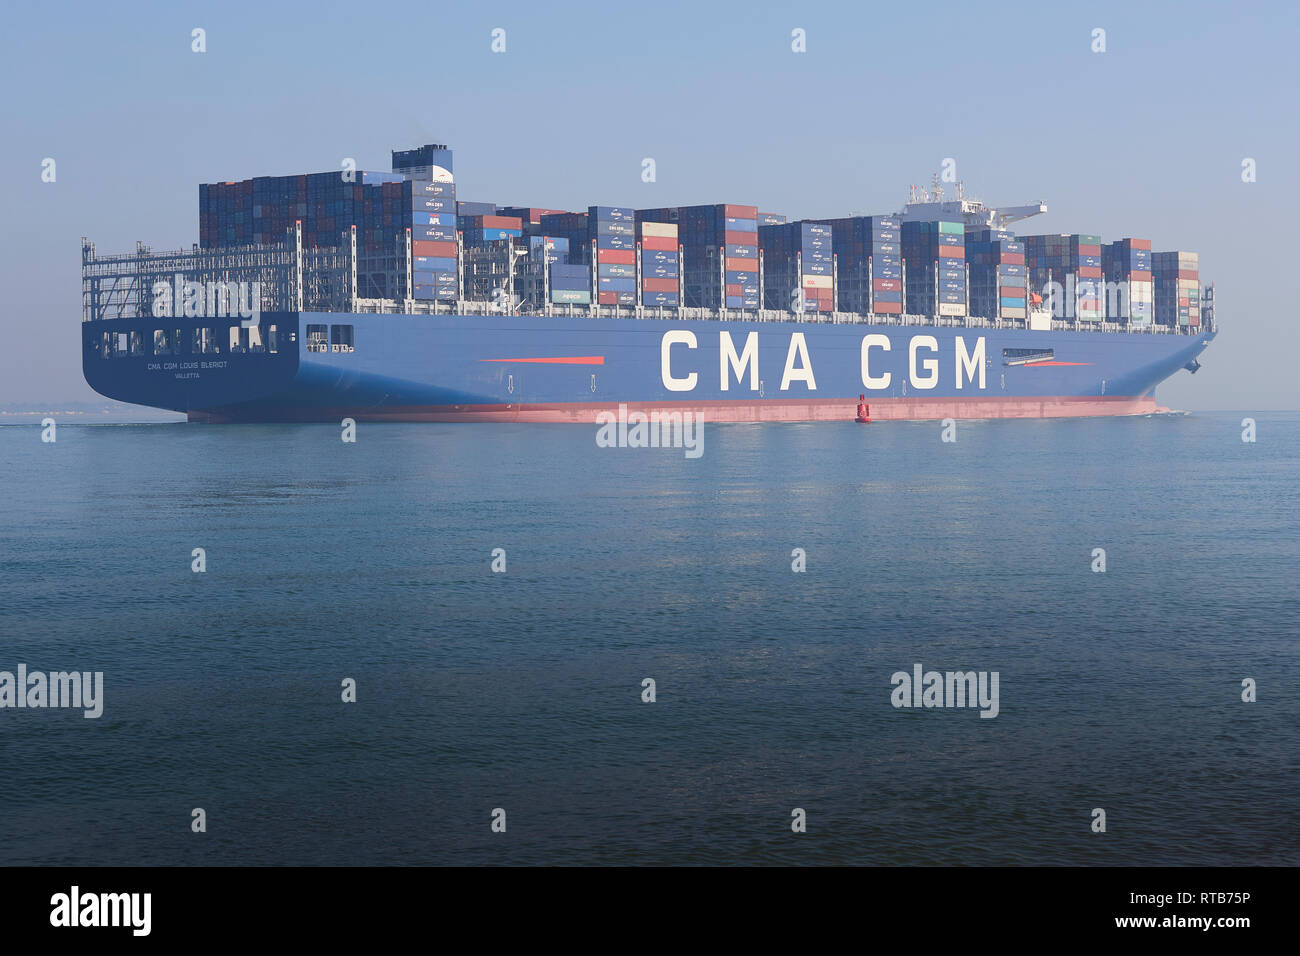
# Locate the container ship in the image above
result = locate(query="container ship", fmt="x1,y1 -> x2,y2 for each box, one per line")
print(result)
81,143 -> 1215,423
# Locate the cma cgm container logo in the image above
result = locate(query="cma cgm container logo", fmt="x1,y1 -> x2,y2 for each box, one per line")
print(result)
659,331 -> 988,392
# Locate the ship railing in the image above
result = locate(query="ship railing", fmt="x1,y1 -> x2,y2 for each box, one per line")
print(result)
82,236 -> 1213,338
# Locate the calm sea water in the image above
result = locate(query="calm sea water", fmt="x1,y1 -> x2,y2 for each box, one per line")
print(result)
0,412 -> 1296,865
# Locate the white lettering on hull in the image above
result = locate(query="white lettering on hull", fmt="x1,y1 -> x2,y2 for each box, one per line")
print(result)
657,331 -> 988,394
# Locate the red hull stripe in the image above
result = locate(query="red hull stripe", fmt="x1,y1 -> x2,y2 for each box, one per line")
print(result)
191,395 -> 1165,424
480,356 -> 605,365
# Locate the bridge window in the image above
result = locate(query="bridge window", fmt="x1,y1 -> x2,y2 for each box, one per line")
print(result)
191,327 -> 220,354
228,325 -> 254,354
306,324 -> 329,353
112,332 -> 129,357
267,324 -> 278,354
331,324 -> 354,352
248,324 -> 265,353
153,329 -> 177,355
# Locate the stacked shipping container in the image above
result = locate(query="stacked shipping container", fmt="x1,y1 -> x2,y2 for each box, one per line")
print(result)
549,264 -> 591,305
1152,251 -> 1200,327
197,143 -> 1209,322
408,177 -> 458,301
460,214 -> 523,245
639,221 -> 680,308
817,216 -> 902,315
639,205 -> 759,310
589,206 -> 637,306
1023,234 -> 1104,321
758,222 -> 834,313
1101,238 -> 1153,324
966,228 -> 1027,319
902,221 -> 967,316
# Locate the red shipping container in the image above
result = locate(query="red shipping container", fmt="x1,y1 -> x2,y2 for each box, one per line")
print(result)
1077,265 -> 1102,278
1125,238 -> 1152,250
874,302 -> 902,314
725,283 -> 742,296
724,230 -> 754,245
598,249 -> 635,264
1001,253 -> 1025,265
999,286 -> 1027,298
1178,297 -> 1190,307
641,236 -> 677,251
597,291 -> 619,305
1128,270 -> 1152,281
1178,269 -> 1199,280
726,256 -> 758,271
873,278 -> 902,292
412,240 -> 457,257
476,215 -> 523,229
643,277 -> 677,293
1076,243 -> 1102,256
938,245 -> 964,259
721,204 -> 758,218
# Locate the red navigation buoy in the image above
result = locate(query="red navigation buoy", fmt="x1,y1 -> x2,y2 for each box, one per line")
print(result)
855,394 -> 871,423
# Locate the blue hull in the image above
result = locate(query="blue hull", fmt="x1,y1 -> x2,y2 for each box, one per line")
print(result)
83,311 -> 1215,422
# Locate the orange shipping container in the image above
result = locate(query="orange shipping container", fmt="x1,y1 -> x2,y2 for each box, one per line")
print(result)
726,256 -> 758,271
643,277 -> 677,292
412,239 -> 457,257
598,249 -> 635,264
597,291 -> 619,305
640,236 -> 677,251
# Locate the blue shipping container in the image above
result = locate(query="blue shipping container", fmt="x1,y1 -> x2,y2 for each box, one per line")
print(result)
589,205 -> 635,222
641,291 -> 680,307
413,257 -> 457,273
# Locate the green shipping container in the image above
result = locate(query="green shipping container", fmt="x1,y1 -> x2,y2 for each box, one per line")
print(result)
938,221 -> 964,235
551,290 -> 592,304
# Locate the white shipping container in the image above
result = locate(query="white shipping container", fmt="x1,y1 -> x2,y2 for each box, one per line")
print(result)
938,302 -> 967,316
802,274 -> 832,289
640,221 -> 678,238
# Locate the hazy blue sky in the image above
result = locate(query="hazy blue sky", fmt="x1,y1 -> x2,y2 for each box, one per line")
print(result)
2,0 -> 1297,408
